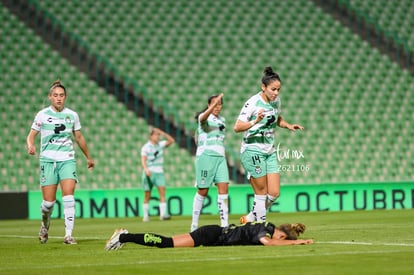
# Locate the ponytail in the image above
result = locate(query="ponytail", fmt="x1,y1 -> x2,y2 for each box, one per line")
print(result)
262,66 -> 281,86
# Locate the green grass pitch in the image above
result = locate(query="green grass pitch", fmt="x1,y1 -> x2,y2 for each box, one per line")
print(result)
1,210 -> 413,274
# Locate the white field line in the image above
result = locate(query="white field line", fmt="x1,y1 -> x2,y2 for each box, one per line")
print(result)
318,241 -> 414,247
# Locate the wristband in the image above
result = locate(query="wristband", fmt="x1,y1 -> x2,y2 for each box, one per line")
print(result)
250,121 -> 255,127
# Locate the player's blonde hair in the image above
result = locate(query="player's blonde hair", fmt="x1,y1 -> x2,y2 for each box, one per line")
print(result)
49,79 -> 66,95
277,223 -> 306,240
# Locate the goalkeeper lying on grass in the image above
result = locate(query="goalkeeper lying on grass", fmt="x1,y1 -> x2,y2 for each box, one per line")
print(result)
105,222 -> 313,250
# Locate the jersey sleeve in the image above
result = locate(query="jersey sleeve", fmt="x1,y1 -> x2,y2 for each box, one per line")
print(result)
237,98 -> 255,123
73,112 -> 81,131
159,140 -> 168,148
198,111 -> 208,126
31,111 -> 42,131
257,222 -> 276,239
141,143 -> 149,156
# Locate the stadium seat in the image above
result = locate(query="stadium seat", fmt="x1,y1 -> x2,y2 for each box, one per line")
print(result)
2,0 -> 414,188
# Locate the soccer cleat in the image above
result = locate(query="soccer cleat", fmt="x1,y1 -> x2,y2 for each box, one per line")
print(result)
105,228 -> 128,251
63,236 -> 77,245
239,215 -> 249,224
142,216 -> 149,222
160,215 -> 171,221
38,225 -> 49,244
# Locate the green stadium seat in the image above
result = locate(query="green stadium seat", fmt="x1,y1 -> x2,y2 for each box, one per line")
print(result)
2,0 -> 414,188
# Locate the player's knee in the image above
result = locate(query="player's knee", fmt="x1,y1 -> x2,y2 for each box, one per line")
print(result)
41,200 -> 56,212
268,191 -> 280,199
62,195 -> 75,209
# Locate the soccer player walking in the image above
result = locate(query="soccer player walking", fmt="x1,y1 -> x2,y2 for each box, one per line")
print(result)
26,80 -> 94,244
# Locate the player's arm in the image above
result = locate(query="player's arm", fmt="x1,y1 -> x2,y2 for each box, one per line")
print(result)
199,93 -> 224,123
259,236 -> 313,246
26,129 -> 39,155
276,115 -> 304,131
141,155 -> 151,176
73,130 -> 94,169
233,109 -> 265,133
156,128 -> 175,147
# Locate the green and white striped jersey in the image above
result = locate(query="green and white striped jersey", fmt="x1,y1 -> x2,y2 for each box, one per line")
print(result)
237,92 -> 281,154
141,140 -> 168,173
196,113 -> 226,157
31,106 -> 81,162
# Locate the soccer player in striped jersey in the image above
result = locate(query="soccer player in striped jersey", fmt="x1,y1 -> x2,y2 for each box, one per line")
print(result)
191,93 -> 229,232
141,128 -> 175,221
105,222 -> 313,250
234,67 -> 304,223
26,80 -> 94,245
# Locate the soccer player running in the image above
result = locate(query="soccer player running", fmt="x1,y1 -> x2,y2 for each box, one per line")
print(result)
141,128 -> 175,221
234,67 -> 304,223
26,80 -> 94,244
191,93 -> 229,232
105,222 -> 313,250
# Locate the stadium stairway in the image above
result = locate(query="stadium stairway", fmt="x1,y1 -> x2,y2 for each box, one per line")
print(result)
0,3 -> 196,191
1,0 -> 413,190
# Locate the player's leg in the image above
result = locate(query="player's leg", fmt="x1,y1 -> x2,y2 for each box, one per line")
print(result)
118,232 -> 175,248
191,188 -> 208,232
59,160 -> 78,244
191,154 -> 214,231
171,234 -> 195,247
142,173 -> 152,222
38,162 -> 58,244
266,173 -> 280,209
240,150 -> 268,222
157,186 -> 171,220
216,183 -> 229,227
154,173 -> 170,220
106,226 -> 221,250
249,176 -> 268,222
215,157 -> 230,227
39,185 -> 57,244
143,191 -> 151,222
265,152 -> 280,209
60,178 -> 76,244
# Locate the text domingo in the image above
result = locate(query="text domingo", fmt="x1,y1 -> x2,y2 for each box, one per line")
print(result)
48,196 -> 229,218
46,188 -> 414,218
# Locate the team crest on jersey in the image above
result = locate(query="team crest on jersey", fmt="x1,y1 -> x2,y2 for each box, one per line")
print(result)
65,116 -> 73,124
255,166 -> 262,174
